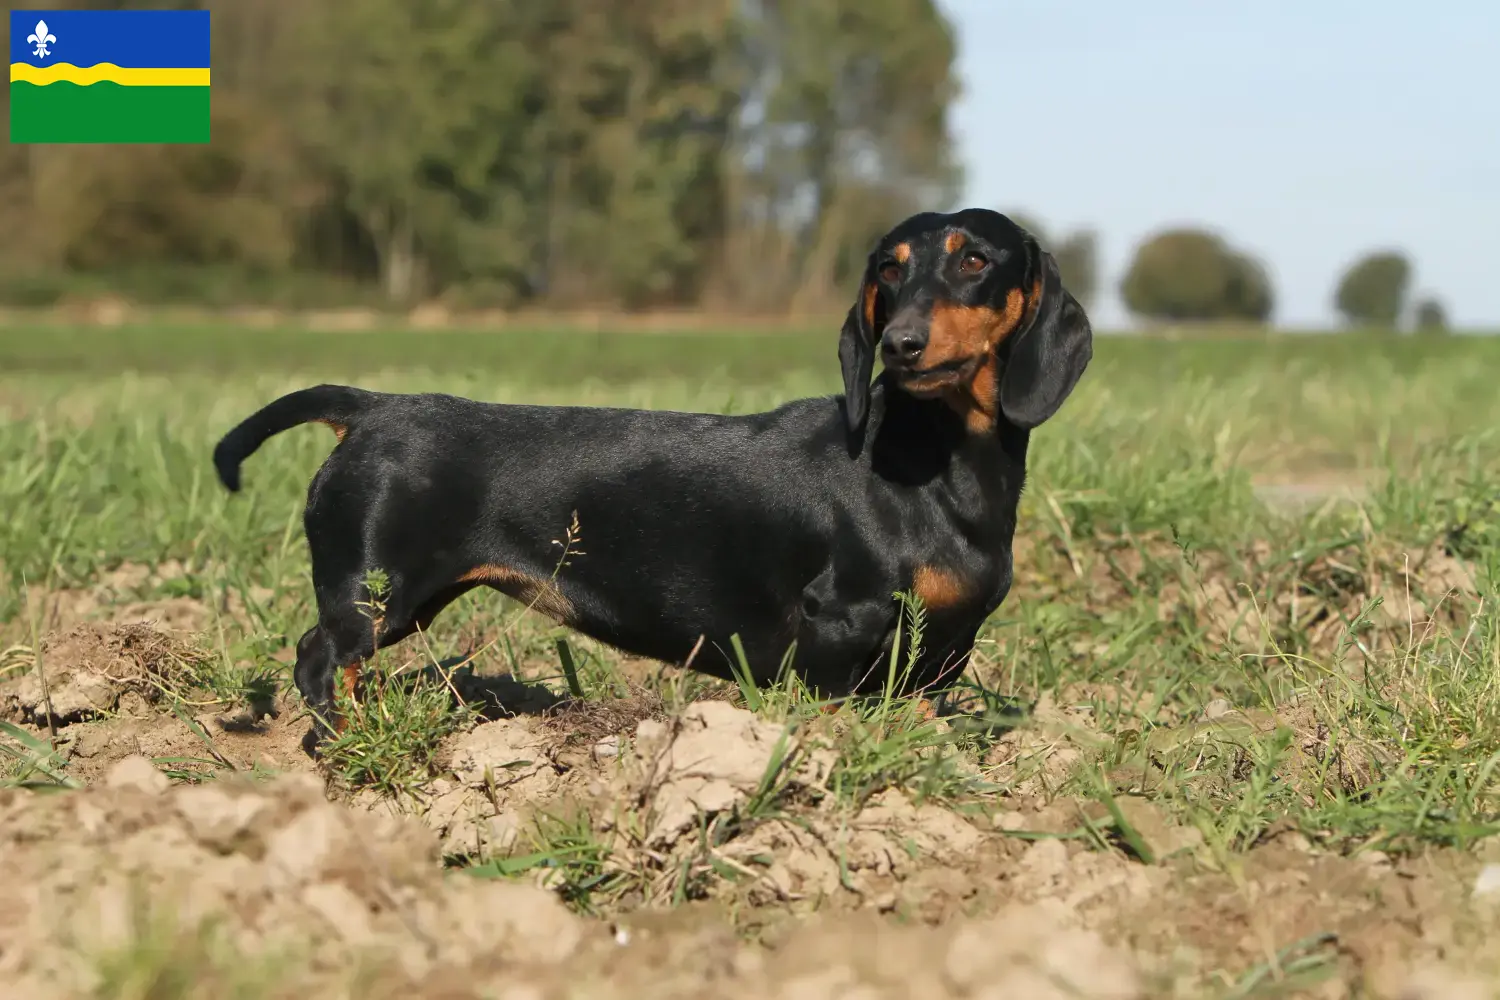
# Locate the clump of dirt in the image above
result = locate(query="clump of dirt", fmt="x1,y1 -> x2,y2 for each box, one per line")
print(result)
625,699 -> 830,847
984,690 -> 1104,799
56,700 -> 314,786
3,689 -> 1498,996
369,698 -> 1005,919
3,759 -> 1490,999
366,712 -> 578,857
7,618 -> 1499,997
539,684 -> 667,741
712,785 -> 1003,912
3,621 -> 215,725
599,701 -> 1020,914
382,699 -> 838,860
0,758 -> 593,998
0,757 -> 1158,1000
766,905 -> 1145,1000
0,622 -> 311,784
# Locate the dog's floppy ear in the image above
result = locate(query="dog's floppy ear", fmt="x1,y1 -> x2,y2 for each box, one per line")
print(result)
839,255 -> 885,435
999,245 -> 1093,429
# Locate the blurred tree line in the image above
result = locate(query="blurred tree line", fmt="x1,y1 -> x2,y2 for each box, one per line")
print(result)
1120,229 -> 1447,333
1005,212 -> 1099,314
0,0 -> 969,312
0,0 -> 1446,329
1120,229 -> 1273,324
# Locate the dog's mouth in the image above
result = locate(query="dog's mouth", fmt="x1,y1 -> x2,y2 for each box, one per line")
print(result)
893,357 -> 980,397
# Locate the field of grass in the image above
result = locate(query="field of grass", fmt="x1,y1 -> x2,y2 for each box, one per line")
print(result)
4,323 -> 1500,999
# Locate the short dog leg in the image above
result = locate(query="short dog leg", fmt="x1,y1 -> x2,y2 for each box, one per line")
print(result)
910,625 -> 981,715
293,626 -> 333,717
294,616 -> 376,753
292,626 -> 340,754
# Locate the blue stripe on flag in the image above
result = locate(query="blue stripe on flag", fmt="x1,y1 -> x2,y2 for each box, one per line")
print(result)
10,9 -> 210,69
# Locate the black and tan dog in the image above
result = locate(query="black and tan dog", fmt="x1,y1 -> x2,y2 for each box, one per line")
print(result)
213,208 -> 1092,739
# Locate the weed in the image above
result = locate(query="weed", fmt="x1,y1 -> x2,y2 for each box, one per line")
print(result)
317,660 -> 476,797
0,719 -> 81,789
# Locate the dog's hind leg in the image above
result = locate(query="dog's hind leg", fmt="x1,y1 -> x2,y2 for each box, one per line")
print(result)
292,625 -> 333,712
295,575 -> 482,753
292,610 -> 377,751
293,623 -> 345,753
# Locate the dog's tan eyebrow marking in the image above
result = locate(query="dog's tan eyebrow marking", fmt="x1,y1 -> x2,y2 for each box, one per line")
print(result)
893,242 -> 912,263
944,231 -> 967,254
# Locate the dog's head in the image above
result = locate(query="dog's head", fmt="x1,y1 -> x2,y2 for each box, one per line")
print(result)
839,208 -> 1093,436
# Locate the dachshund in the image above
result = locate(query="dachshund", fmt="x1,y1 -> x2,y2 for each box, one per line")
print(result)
212,208 -> 1092,742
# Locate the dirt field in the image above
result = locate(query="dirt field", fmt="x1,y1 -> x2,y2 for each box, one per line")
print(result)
4,326 -> 1500,999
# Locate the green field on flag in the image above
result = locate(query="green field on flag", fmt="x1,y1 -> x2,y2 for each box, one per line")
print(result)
9,81 -> 209,143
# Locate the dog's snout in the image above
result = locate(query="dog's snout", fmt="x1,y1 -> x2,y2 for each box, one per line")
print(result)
881,324 -> 927,366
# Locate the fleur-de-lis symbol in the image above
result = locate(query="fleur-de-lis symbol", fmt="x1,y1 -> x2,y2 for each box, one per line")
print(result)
27,20 -> 57,59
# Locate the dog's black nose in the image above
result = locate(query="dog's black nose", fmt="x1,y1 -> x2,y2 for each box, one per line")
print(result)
882,328 -> 926,365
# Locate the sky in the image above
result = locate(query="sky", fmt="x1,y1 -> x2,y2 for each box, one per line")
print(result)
936,0 -> 1498,329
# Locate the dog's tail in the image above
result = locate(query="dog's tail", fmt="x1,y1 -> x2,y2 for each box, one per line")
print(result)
213,384 -> 376,493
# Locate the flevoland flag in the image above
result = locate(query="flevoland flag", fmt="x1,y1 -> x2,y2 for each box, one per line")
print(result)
10,9 -> 210,143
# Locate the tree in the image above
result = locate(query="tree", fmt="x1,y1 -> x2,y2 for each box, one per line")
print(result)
277,0 -> 542,302
998,214 -> 1097,310
738,0 -> 963,310
1414,297 -> 1449,333
0,0 -> 966,313
1334,251 -> 1411,328
1120,228 -> 1274,323
1053,230 -> 1099,311
1222,251 -> 1274,323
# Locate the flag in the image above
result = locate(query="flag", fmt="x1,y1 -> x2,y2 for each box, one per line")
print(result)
9,9 -> 210,144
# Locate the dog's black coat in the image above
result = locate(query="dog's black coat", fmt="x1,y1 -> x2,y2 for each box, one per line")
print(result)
213,208 -> 1093,735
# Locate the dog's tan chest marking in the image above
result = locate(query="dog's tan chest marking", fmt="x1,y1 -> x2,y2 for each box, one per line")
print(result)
912,565 -> 970,610
456,564 -> 574,622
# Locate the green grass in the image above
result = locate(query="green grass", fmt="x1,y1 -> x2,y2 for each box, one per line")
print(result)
4,325 -> 1500,602
6,322 -> 1500,995
0,322 -> 840,382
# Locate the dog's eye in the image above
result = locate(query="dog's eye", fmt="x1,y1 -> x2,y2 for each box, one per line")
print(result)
959,252 -> 988,274
879,262 -> 902,283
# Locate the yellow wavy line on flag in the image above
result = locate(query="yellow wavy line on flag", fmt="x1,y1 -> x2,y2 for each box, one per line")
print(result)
9,63 -> 210,87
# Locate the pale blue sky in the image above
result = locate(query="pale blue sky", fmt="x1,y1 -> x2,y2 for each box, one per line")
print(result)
938,0 -> 1498,329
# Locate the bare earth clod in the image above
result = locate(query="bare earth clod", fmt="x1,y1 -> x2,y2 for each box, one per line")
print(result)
1,617 -> 1497,998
